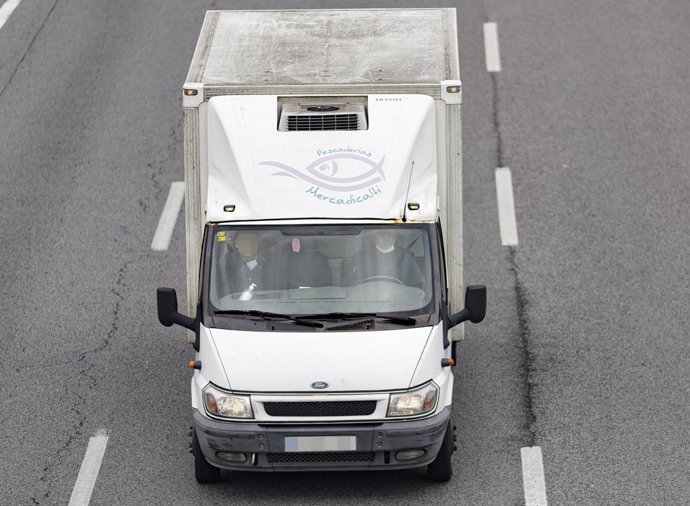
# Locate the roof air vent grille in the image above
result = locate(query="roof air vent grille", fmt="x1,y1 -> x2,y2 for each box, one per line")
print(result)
287,114 -> 358,131
279,103 -> 368,131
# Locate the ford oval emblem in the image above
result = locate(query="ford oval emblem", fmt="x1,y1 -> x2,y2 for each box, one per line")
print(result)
311,381 -> 329,390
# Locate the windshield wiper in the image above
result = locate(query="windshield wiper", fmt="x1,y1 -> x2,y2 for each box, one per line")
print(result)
370,314 -> 417,326
295,312 -> 374,320
295,313 -> 417,326
213,309 -> 323,328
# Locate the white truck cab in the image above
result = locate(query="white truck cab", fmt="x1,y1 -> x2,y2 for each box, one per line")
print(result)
157,9 -> 486,483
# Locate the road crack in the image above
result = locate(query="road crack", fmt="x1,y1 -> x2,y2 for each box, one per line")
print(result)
508,248 -> 537,446
0,0 -> 62,101
31,255 -> 141,503
486,18 -> 537,445
491,72 -> 505,168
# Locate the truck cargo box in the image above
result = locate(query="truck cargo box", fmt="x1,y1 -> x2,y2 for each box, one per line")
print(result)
182,9 -> 463,337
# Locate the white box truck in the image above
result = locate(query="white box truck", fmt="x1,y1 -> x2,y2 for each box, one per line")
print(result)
157,8 -> 486,483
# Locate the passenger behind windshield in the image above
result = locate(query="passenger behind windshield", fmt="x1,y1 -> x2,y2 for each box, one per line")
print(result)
348,230 -> 425,288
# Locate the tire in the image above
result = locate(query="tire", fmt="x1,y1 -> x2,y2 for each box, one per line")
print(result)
427,422 -> 454,482
192,430 -> 221,483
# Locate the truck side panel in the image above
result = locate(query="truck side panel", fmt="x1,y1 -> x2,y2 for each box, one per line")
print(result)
446,103 -> 464,339
184,106 -> 202,339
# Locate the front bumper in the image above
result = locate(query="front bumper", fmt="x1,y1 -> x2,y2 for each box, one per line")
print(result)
193,407 -> 451,472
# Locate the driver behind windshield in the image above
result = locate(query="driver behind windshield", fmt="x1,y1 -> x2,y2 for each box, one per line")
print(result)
224,231 -> 266,292
349,230 -> 425,288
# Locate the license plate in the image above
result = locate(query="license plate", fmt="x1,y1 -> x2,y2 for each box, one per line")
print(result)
284,435 -> 356,452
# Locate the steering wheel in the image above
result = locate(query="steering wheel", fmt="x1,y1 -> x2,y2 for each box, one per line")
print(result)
361,275 -> 404,285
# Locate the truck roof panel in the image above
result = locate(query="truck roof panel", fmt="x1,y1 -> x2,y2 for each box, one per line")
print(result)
187,9 -> 460,91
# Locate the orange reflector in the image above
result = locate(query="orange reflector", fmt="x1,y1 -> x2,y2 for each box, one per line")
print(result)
441,358 -> 455,367
446,85 -> 461,94
187,360 -> 196,369
183,88 -> 199,96
223,205 -> 236,212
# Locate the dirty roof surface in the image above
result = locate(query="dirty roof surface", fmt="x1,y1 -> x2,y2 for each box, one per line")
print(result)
188,9 -> 459,86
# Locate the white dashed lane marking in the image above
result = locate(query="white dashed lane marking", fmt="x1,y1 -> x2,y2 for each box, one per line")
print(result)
483,22 -> 502,72
0,0 -> 22,30
522,446 -> 548,506
68,430 -> 109,506
151,182 -> 185,251
495,167 -> 519,246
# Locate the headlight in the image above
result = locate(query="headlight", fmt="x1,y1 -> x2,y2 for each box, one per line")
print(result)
203,384 -> 253,419
387,382 -> 438,417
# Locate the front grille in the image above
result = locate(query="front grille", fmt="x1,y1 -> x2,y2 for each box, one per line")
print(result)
263,401 -> 377,417
286,114 -> 359,131
268,452 -> 375,464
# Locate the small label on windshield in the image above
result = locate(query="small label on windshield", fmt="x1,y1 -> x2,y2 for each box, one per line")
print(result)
217,231 -> 227,242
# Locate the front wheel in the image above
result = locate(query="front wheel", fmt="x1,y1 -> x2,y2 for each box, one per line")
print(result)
427,422 -> 454,482
192,430 -> 221,483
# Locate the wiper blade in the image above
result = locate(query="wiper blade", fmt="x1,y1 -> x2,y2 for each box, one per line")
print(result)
296,313 -> 417,326
322,318 -> 375,331
370,314 -> 417,326
295,312 -> 377,320
294,313 -> 376,331
213,310 -> 323,327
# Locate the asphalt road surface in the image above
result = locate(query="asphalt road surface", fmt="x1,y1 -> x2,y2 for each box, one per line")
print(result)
1,0 -> 688,504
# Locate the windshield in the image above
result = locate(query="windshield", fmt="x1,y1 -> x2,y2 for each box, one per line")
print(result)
205,224 -> 437,318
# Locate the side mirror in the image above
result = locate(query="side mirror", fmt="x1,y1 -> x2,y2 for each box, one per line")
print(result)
448,285 -> 487,328
157,288 -> 196,331
464,285 -> 486,323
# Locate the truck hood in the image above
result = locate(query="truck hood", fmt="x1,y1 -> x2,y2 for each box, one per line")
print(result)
208,326 -> 433,392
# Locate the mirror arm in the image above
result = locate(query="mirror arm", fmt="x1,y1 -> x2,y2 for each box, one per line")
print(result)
449,308 -> 470,328
444,308 -> 469,348
175,313 -> 197,331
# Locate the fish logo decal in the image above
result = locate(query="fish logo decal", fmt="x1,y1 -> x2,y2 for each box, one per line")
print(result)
260,153 -> 385,192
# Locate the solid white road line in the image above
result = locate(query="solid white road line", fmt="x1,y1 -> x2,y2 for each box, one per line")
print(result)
68,430 -> 109,506
0,0 -> 22,30
495,167 -> 519,246
483,22 -> 502,72
151,182 -> 185,251
521,446 -> 548,506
